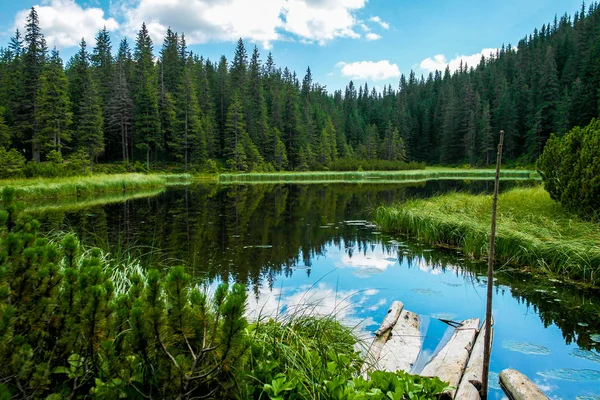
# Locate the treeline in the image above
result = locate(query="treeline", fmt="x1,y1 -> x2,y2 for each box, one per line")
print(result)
1,3 -> 600,172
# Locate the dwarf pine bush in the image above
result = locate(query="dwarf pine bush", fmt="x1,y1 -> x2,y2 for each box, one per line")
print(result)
0,186 -> 248,398
537,118 -> 600,220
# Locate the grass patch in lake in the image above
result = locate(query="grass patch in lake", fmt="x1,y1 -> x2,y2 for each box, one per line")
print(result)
218,168 -> 539,184
375,186 -> 600,285
0,173 -> 191,200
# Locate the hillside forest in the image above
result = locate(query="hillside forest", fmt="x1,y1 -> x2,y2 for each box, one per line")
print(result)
0,3 -> 600,172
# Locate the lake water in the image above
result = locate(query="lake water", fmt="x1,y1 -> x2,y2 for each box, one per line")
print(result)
36,180 -> 600,400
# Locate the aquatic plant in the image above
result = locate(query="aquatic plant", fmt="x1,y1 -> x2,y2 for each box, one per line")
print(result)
375,186 -> 600,285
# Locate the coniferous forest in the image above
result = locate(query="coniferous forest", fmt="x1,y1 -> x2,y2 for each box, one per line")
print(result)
1,3 -> 600,173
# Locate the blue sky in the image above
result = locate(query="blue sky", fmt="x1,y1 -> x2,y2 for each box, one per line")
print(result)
0,0 -> 583,92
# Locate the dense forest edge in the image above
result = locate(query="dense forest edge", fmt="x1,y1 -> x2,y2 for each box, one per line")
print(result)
0,3 -> 600,175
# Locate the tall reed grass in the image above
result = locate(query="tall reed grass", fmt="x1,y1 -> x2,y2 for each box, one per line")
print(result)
218,169 -> 539,184
375,186 -> 600,285
0,173 -> 192,200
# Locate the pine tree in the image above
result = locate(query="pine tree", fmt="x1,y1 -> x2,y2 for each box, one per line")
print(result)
247,46 -> 269,156
380,123 -> 406,162
36,48 -> 71,155
91,27 -> 113,156
20,7 -> 47,162
133,23 -> 160,167
224,91 -> 247,170
72,40 -> 103,167
172,56 -> 206,171
106,39 -> 134,162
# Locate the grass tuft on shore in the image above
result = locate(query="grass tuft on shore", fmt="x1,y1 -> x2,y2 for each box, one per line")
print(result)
375,186 -> 600,285
0,173 -> 192,200
218,168 -> 539,184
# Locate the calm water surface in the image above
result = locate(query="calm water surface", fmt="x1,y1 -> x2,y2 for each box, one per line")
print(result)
36,180 -> 600,400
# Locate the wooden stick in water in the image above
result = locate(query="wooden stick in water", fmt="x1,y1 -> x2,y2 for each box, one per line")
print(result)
481,130 -> 504,399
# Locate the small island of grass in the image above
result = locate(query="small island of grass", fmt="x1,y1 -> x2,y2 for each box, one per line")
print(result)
375,186 -> 600,286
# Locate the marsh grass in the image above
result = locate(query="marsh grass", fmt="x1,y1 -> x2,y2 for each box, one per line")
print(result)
0,173 -> 192,200
375,186 -> 600,285
23,188 -> 165,214
218,168 -> 539,184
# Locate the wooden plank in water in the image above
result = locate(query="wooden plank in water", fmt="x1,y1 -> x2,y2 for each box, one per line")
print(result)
499,369 -> 549,400
362,301 -> 404,374
455,318 -> 494,399
421,318 -> 480,399
378,310 -> 422,373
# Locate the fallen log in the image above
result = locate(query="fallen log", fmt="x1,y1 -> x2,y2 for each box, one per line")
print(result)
421,318 -> 480,399
378,310 -> 422,373
455,318 -> 494,399
362,301 -> 404,374
499,369 -> 549,400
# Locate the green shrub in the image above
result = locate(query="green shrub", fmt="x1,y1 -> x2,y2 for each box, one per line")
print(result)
0,147 -> 26,178
66,150 -> 91,175
537,119 -> 600,219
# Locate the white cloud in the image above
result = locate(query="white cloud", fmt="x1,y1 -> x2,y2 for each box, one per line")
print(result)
116,0 -> 367,48
420,48 -> 499,74
366,32 -> 381,41
13,0 -> 119,49
369,16 -> 389,30
337,60 -> 400,81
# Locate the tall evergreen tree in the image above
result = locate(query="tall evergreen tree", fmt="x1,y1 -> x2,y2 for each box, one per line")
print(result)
133,23 -> 160,167
20,7 -> 47,162
36,48 -> 71,154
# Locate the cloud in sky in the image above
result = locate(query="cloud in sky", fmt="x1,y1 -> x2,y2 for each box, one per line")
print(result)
13,0 -> 118,49
366,32 -> 381,41
420,48 -> 499,73
13,0 -> 371,49
337,60 -> 400,81
115,0 -> 369,48
369,16 -> 389,30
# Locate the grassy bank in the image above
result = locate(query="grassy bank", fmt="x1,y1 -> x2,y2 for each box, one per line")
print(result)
0,173 -> 192,200
218,168 -> 539,184
375,186 -> 600,285
23,188 -> 165,214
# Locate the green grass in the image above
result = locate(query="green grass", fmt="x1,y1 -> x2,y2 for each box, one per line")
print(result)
23,188 -> 165,214
0,173 -> 192,200
374,186 -> 600,285
218,168 -> 539,184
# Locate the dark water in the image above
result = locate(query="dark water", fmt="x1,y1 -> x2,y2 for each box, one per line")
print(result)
36,180 -> 600,400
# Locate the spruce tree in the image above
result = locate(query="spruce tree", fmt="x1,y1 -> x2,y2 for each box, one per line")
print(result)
106,39 -> 134,162
72,40 -> 103,167
133,23 -> 160,167
36,48 -> 71,155
20,7 -> 47,162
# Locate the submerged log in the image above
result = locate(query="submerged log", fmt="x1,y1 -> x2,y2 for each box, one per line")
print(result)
499,369 -> 549,400
362,301 -> 404,374
378,310 -> 422,373
421,318 -> 480,399
455,318 -> 494,399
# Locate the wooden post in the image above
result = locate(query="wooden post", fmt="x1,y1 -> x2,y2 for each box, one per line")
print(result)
481,130 -> 504,399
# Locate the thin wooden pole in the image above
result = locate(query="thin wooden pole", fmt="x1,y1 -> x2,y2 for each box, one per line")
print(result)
481,130 -> 504,399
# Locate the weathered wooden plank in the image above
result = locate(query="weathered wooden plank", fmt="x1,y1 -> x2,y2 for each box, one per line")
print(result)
499,369 -> 549,400
378,310 -> 422,373
374,301 -> 404,337
455,318 -> 494,399
421,318 -> 480,399
362,301 -> 404,374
